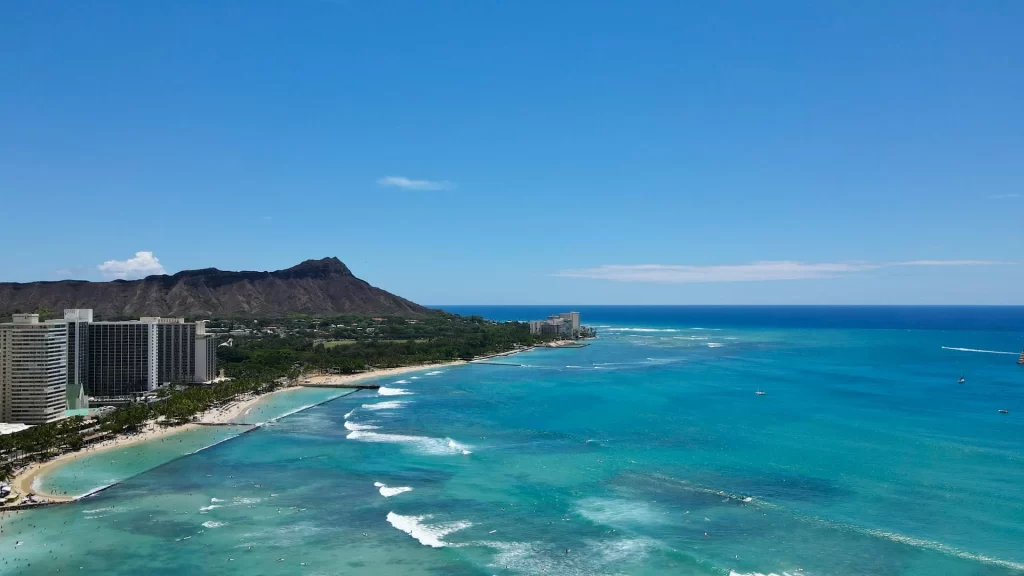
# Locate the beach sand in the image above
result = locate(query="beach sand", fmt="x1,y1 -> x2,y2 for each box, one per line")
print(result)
303,360 -> 467,385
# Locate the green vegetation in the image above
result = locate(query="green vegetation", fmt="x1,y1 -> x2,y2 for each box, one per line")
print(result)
219,314 -> 555,373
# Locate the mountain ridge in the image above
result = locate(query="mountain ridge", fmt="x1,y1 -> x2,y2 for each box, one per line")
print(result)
0,257 -> 435,319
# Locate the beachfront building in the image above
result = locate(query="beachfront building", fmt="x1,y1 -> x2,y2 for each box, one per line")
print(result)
528,312 -> 583,338
87,320 -> 160,397
194,321 -> 218,382
63,310 -> 219,399
64,309 -> 92,410
142,316 -> 197,384
0,314 -> 69,424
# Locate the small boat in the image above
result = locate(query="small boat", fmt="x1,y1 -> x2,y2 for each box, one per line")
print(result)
958,375 -> 965,384
1018,350 -> 1024,365
998,409 -> 1009,414
755,387 -> 766,396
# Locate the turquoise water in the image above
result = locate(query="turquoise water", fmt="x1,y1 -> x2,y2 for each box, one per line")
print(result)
2,307 -> 1023,575
34,387 -> 354,498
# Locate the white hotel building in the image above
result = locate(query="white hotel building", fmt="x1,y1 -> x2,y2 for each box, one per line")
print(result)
0,314 -> 69,424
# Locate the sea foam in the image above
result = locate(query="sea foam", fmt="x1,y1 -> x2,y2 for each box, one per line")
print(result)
606,327 -> 680,333
361,401 -> 409,411
941,346 -> 1017,355
378,386 -> 413,396
374,482 -> 413,497
346,430 -> 471,455
344,420 -> 379,431
385,512 -> 471,548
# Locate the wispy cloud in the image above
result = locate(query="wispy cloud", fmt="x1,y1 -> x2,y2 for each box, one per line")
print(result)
988,193 -> 1020,199
376,176 -> 453,191
554,260 -> 1007,283
97,251 -> 167,280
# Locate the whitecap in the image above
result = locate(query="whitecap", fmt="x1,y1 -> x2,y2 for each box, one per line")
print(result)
361,401 -> 409,411
393,379 -> 410,384
385,512 -> 471,548
344,410 -> 355,419
706,343 -> 724,348
378,387 -> 413,396
346,430 -> 472,455
211,498 -> 225,503
425,371 -> 443,376
606,327 -> 680,333
344,420 -> 379,431
202,521 -> 227,528
199,504 -> 222,512
374,482 -> 413,497
941,346 -> 1017,355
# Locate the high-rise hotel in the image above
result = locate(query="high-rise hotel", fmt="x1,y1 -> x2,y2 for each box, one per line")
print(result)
0,310 -> 218,424
0,314 -> 70,424
64,310 -> 218,398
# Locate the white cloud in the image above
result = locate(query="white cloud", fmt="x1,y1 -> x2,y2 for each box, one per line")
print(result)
376,176 -> 453,191
97,251 -> 167,280
988,193 -> 1019,199
554,260 -> 1007,284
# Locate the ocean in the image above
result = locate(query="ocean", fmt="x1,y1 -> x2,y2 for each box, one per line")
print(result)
2,306 -> 1023,575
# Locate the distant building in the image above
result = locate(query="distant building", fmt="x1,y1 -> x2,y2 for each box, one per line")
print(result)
528,311 -> 582,338
558,312 -> 581,335
0,314 -> 69,424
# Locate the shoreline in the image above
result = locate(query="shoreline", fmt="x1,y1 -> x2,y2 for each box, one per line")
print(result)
7,388 -> 301,503
303,360 -> 468,386
5,342 -> 572,506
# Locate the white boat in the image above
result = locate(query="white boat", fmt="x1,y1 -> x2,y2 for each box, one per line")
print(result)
998,409 -> 1009,414
958,376 -> 965,384
755,387 -> 766,396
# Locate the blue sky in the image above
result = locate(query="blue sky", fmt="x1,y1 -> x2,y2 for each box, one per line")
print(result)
2,1 -> 1022,304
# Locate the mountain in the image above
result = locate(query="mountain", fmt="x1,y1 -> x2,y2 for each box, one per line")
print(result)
0,258 -> 435,319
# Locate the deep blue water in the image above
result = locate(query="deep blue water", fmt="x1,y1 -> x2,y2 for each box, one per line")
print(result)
441,305 -> 1024,332
2,306 -> 1023,575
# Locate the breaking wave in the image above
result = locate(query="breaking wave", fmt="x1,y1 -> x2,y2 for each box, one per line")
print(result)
361,401 -> 409,411
941,346 -> 1017,355
385,512 -> 472,548
346,430 -> 472,455
202,521 -> 227,528
374,482 -> 413,497
606,327 -> 680,333
344,420 -> 379,431
378,386 -> 413,396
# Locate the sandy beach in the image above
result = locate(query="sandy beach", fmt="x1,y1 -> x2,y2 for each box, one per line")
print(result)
303,360 -> 468,385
